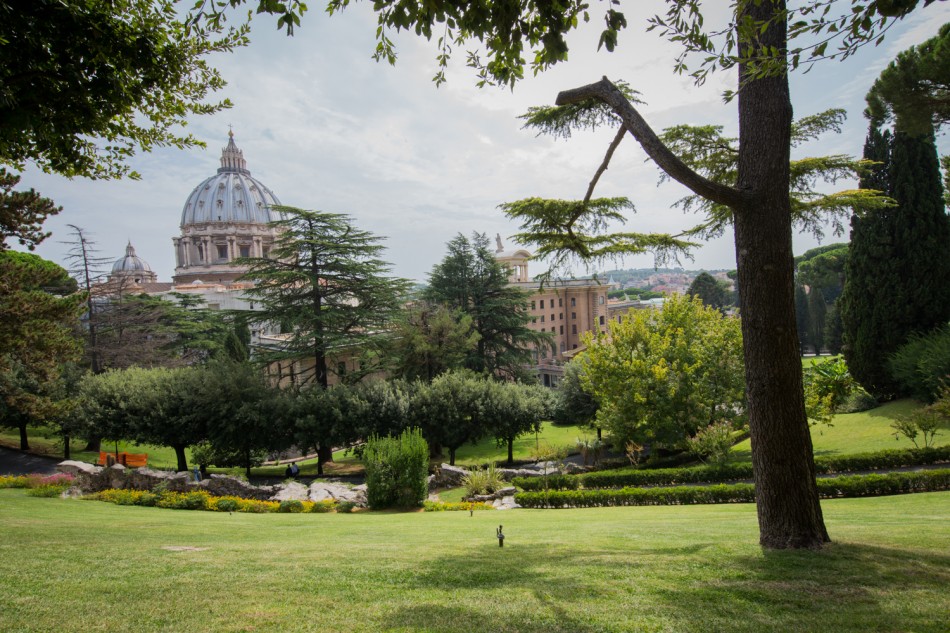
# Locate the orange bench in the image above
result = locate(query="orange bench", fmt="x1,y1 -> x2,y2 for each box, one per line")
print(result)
98,452 -> 148,468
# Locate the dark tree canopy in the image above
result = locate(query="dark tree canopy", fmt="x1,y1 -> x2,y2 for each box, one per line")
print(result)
425,233 -> 551,380
0,0 -> 246,179
241,207 -> 410,388
0,169 -> 61,251
687,272 -> 728,311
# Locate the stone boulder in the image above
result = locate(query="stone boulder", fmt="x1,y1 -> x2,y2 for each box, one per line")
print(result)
496,468 -> 540,481
270,481 -> 310,502
127,468 -> 191,492
430,463 -> 468,488
308,481 -> 367,507
469,486 -> 517,503
57,460 -> 101,477
199,474 -> 274,501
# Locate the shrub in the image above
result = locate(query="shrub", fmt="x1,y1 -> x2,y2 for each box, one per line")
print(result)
511,475 -> 580,492
0,475 -> 29,488
515,470 -> 950,508
462,463 -> 506,497
215,498 -> 239,512
363,427 -> 429,510
156,490 -> 211,510
889,324 -> 950,402
278,499 -> 304,513
423,501 -> 495,512
837,389 -> 878,413
336,500 -> 357,513
309,500 -> 336,513
241,500 -> 277,513
26,485 -> 67,497
687,422 -> 738,464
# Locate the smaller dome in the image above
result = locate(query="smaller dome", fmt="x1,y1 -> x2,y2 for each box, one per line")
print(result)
112,242 -> 153,273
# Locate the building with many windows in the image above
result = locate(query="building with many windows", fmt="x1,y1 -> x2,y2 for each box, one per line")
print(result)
494,236 -> 610,387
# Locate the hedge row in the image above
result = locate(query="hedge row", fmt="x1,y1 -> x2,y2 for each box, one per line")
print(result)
514,469 -> 950,508
422,501 -> 495,512
86,488 -> 340,513
513,446 -> 950,491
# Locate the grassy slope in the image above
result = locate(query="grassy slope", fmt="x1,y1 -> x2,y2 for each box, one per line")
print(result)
1,490 -> 947,633
732,399 -> 945,459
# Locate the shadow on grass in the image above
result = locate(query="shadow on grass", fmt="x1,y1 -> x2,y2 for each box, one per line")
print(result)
381,541 -> 949,633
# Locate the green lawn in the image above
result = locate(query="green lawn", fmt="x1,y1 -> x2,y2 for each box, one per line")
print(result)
453,422 -> 588,467
732,399 -> 944,460
1,490 -> 947,632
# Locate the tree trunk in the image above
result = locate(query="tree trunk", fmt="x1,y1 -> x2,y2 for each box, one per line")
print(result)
245,448 -> 252,480
734,0 -> 829,549
507,437 -> 514,466
449,447 -> 456,466
18,422 -> 29,451
83,436 -> 101,453
173,444 -> 188,472
63,434 -> 70,460
317,445 -> 333,466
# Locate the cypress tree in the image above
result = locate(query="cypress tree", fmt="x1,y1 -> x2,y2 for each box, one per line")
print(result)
841,125 -> 950,398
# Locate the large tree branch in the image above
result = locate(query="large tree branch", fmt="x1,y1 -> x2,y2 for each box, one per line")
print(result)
584,125 -> 627,205
557,77 -> 744,208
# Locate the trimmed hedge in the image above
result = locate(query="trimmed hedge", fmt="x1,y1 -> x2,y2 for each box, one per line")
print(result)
515,469 -> 950,508
86,489 -> 340,514
513,446 -> 950,491
422,501 -> 495,512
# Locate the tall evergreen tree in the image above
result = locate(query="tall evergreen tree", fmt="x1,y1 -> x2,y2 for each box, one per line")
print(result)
240,207 -> 410,389
687,272 -> 728,311
842,27 -> 950,398
425,233 -> 551,380
808,288 -> 827,354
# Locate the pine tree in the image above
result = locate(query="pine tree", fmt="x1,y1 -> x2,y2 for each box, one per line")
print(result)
425,233 -> 551,380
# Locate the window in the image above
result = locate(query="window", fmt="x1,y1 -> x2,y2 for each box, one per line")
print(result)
531,301 -> 536,310
197,243 -> 205,262
551,327 -> 555,333
262,246 -> 270,258
599,296 -> 605,305
599,315 -> 606,326
559,298 -> 563,307
337,361 -> 347,377
541,315 -> 545,323
571,297 -> 576,307
572,324 -> 577,334
532,318 -> 537,324
560,342 -> 565,353
240,245 -> 251,258
559,313 -> 563,320
572,312 -> 577,320
217,245 -> 228,260
559,325 -> 564,334
550,313 -> 555,322
540,299 -> 545,309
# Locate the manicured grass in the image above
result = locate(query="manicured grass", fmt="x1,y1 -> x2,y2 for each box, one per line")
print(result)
453,422 -> 588,467
1,490 -> 947,632
801,354 -> 838,367
732,399 -> 944,460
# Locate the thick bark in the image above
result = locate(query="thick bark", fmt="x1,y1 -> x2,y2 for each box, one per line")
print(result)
507,437 -> 514,466
734,0 -> 829,549
317,445 -> 333,466
173,444 -> 188,472
449,447 -> 456,466
555,0 -> 830,550
63,434 -> 70,460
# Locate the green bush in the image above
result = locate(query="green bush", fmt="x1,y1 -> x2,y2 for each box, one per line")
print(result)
363,427 -> 429,510
215,498 -> 239,512
889,324 -> 950,402
336,500 -> 356,513
309,500 -> 336,513
462,463 -> 505,497
812,446 -> 950,473
26,485 -> 67,497
836,389 -> 878,413
278,499 -> 304,513
511,475 -> 581,492
516,470 -> 950,508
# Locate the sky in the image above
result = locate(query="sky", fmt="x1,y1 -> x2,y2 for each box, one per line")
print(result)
16,2 -> 950,284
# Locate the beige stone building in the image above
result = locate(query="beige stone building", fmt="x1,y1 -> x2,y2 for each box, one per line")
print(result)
494,236 -> 610,387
